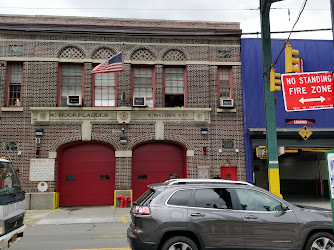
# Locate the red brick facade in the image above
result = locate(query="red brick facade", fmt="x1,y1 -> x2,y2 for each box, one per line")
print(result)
0,15 -> 245,197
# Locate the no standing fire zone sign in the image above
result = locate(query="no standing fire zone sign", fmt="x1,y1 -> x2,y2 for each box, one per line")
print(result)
281,71 -> 334,112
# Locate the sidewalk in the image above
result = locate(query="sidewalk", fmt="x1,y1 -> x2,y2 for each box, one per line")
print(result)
25,206 -> 132,225
24,199 -> 332,226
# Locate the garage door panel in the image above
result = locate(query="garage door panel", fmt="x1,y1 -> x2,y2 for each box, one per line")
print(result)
62,144 -> 114,161
59,142 -> 115,206
132,142 -> 185,201
61,165 -> 115,174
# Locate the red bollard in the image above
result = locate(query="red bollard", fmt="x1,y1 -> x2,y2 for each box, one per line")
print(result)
124,196 -> 131,208
117,195 -> 125,208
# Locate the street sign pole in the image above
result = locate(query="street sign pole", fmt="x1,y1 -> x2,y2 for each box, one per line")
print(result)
260,0 -> 282,198
330,0 -> 334,46
325,149 -> 334,231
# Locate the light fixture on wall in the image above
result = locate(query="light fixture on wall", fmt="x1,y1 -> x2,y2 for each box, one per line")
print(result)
120,136 -> 128,145
35,128 -> 44,136
200,128 -> 208,135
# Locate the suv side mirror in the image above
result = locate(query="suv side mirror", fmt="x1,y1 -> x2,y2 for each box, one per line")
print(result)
281,203 -> 289,212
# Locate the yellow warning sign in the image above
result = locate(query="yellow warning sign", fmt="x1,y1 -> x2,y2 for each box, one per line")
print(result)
298,126 -> 312,140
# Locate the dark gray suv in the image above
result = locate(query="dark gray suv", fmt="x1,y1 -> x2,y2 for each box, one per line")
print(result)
127,179 -> 333,250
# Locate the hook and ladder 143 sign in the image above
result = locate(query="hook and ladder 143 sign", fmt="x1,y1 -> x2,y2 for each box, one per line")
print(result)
281,71 -> 334,112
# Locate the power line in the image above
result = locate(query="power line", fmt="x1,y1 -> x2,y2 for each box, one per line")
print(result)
288,0 -> 308,40
243,28 -> 331,36
271,0 -> 308,70
0,6 -> 329,11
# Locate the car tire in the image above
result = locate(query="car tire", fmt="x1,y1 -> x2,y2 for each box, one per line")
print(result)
161,236 -> 198,250
304,232 -> 334,250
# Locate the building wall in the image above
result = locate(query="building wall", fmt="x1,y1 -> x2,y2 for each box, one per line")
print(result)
0,15 -> 245,198
241,38 -> 334,183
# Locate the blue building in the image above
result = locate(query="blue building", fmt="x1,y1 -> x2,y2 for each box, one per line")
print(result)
241,38 -> 334,199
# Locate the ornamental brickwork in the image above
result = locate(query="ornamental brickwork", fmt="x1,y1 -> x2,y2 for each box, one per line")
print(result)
0,15 -> 245,195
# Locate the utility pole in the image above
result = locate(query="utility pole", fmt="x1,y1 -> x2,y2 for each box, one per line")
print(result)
260,0 -> 282,198
331,0 -> 334,43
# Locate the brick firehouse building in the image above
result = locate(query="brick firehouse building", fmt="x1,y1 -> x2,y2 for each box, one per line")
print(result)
0,15 -> 244,209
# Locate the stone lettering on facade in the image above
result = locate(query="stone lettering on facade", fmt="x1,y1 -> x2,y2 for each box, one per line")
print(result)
147,113 -> 189,118
50,112 -> 110,118
31,109 -> 210,124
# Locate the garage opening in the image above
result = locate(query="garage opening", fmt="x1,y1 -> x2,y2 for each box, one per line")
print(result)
253,148 -> 329,201
58,141 -> 115,206
132,142 -> 186,201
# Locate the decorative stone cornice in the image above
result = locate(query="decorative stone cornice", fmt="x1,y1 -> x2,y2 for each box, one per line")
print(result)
30,107 -> 211,124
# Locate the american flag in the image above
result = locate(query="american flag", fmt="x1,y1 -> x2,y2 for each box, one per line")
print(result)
91,52 -> 123,74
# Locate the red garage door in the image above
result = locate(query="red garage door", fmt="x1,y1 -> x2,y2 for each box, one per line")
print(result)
132,142 -> 186,201
58,142 -> 115,206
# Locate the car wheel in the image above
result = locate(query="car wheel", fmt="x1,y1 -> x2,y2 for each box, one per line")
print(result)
161,236 -> 198,250
304,232 -> 334,250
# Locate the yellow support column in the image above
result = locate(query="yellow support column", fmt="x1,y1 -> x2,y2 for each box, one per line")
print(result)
53,192 -> 59,209
268,168 -> 283,198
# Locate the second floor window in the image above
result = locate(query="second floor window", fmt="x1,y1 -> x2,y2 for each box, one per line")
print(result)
6,63 -> 23,107
164,67 -> 186,107
93,72 -> 117,107
132,67 -> 154,107
59,64 -> 83,107
218,68 -> 233,105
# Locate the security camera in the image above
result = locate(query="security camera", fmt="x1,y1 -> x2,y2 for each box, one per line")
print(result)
121,128 -> 125,133
235,149 -> 239,153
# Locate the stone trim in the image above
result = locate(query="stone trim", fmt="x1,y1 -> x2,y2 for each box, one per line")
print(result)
217,108 -> 237,113
30,107 -> 211,124
115,151 -> 132,158
155,121 -> 164,140
1,107 -> 24,112
187,150 -> 195,157
48,152 -> 57,159
126,60 -> 241,66
0,38 -> 241,47
0,57 -> 241,66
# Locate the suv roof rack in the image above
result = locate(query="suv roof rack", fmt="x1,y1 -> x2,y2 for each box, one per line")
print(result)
165,178 -> 253,186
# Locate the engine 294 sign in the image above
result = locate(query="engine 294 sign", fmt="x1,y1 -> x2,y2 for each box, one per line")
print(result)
281,71 -> 334,112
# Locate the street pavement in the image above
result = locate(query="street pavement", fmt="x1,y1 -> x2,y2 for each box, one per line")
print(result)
17,206 -> 132,250
23,199 -> 332,227
24,199 -> 331,227
25,206 -> 132,226
17,199 -> 331,250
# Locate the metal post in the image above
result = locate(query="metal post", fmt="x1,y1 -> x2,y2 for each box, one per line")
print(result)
331,0 -> 334,44
325,150 -> 334,232
260,0 -> 282,198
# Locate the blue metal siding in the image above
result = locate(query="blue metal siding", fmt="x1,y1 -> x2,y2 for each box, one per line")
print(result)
241,38 -> 334,183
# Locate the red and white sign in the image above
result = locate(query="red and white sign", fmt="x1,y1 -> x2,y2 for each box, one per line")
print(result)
281,71 -> 334,112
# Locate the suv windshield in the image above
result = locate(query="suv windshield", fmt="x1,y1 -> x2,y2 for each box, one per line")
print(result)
0,161 -> 22,195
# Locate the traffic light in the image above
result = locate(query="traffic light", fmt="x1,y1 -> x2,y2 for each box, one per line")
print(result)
270,68 -> 281,92
285,42 -> 299,73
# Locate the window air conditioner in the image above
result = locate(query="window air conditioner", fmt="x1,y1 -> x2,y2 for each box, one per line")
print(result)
67,95 -> 82,107
133,96 -> 147,107
220,98 -> 234,108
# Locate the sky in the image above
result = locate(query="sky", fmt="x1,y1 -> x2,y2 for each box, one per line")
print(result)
0,0 -> 332,40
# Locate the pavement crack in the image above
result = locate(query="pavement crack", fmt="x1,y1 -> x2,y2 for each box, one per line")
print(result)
87,224 -> 96,231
